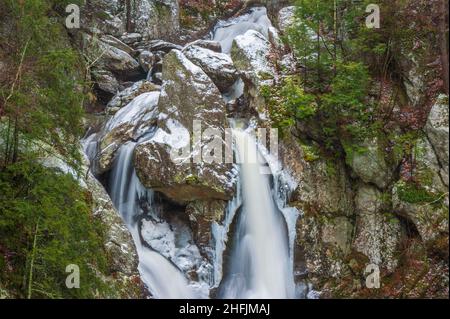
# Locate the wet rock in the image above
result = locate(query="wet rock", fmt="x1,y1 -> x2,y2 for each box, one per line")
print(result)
138,50 -> 156,72
183,45 -> 238,93
185,40 -> 222,53
92,69 -> 120,95
152,72 -> 163,85
186,200 -> 227,260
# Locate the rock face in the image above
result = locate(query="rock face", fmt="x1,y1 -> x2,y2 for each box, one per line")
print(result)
353,184 -> 402,272
82,0 -> 180,41
425,95 -> 449,186
344,137 -> 398,189
279,134 -> 355,279
183,45 -> 239,93
134,50 -> 235,204
393,136 -> 449,246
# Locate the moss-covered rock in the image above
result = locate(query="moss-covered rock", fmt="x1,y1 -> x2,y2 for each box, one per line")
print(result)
393,137 -> 448,249
343,137 -> 399,189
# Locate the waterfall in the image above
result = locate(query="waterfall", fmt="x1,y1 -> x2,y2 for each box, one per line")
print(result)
218,129 -> 295,299
211,7 -> 272,54
109,142 -> 194,299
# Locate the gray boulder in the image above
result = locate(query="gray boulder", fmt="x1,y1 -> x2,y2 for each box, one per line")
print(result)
183,45 -> 239,93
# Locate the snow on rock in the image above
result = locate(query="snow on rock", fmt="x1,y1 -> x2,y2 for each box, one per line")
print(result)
231,29 -> 274,80
133,50 -> 235,204
183,45 -> 238,93
425,94 -> 449,185
107,80 -> 160,110
96,92 -> 160,174
277,6 -> 296,33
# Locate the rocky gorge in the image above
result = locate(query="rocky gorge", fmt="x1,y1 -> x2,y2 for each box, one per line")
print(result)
0,0 -> 448,299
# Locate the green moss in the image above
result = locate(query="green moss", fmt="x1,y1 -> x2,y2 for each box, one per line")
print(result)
300,143 -> 320,162
397,182 -> 445,206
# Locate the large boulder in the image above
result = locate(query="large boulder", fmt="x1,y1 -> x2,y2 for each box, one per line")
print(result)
82,34 -> 142,79
425,95 -> 449,186
231,29 -> 276,115
134,50 -> 235,204
183,45 -> 239,93
107,80 -> 160,110
97,92 -> 160,173
353,184 -> 402,272
231,29 -> 275,84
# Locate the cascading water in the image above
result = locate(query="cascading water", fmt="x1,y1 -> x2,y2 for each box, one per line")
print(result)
82,6 -> 298,299
218,129 -> 295,299
211,7 -> 272,54
210,7 -> 297,299
109,142 -> 194,299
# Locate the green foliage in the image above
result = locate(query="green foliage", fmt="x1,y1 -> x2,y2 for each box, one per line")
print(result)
1,0 -> 86,169
261,76 -> 316,134
279,0 -> 389,152
0,161 -> 111,298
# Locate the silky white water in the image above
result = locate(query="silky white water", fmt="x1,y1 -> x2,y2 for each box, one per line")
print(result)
219,130 -> 295,299
109,142 -> 194,299
211,7 -> 272,54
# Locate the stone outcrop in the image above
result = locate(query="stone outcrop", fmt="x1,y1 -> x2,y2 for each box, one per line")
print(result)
183,45 -> 239,93
134,50 -> 235,204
